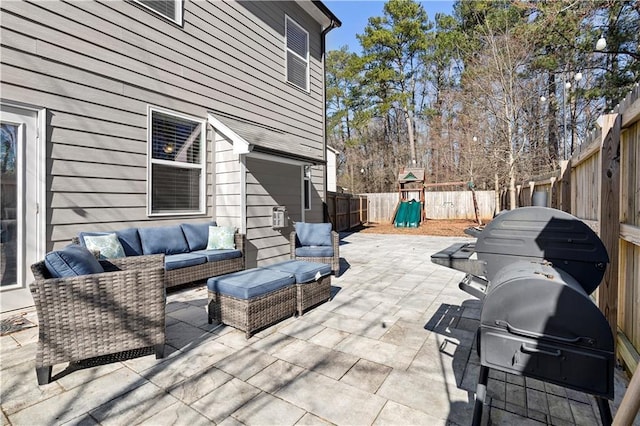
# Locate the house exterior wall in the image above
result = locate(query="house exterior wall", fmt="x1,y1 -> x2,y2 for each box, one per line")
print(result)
1,0 -> 329,251
245,157 -> 301,268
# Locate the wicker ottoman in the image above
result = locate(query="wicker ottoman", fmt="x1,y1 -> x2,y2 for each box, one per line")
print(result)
263,260 -> 332,315
207,268 -> 296,338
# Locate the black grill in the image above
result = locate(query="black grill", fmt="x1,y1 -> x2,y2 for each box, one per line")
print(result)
431,206 -> 614,425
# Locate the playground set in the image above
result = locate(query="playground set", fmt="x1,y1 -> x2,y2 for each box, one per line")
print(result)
391,167 -> 482,227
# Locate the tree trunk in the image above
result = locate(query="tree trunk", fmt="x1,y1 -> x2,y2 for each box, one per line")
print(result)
403,106 -> 417,166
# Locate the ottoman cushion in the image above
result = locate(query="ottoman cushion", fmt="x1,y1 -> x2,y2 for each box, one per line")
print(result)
207,268 -> 295,300
264,260 -> 331,283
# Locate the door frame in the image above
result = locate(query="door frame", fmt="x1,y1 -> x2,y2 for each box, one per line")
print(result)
0,102 -> 46,312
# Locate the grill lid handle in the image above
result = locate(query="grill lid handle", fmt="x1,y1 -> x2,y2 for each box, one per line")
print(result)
520,343 -> 562,357
495,320 -> 595,346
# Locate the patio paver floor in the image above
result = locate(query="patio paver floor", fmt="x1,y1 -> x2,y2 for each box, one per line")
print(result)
1,233 -> 636,425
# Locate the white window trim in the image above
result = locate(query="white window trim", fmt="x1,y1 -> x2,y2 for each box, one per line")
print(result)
133,0 -> 183,26
285,15 -> 310,92
303,165 -> 311,211
147,105 -> 206,217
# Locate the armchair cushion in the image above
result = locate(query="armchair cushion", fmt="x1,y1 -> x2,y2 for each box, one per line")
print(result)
139,225 -> 190,255
294,222 -> 332,247
81,233 -> 126,259
44,244 -> 105,278
181,221 -> 217,251
206,226 -> 236,250
295,246 -> 334,258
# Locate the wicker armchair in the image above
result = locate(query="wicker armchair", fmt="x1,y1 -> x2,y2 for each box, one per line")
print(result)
289,227 -> 340,274
30,254 -> 166,385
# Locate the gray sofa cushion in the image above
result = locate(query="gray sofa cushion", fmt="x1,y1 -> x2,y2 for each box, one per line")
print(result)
164,253 -> 207,271
45,245 -> 104,278
181,221 -> 217,251
263,260 -> 331,283
207,268 -> 294,299
139,225 -> 190,255
79,227 -> 143,256
294,222 -> 332,247
192,249 -> 242,262
295,246 -> 334,258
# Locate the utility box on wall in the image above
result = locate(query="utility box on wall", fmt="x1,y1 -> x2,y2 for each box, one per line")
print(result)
272,206 -> 288,229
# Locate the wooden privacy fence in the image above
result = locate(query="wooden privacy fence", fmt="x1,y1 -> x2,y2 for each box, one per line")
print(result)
326,192 -> 368,232
364,191 -> 496,223
502,84 -> 640,376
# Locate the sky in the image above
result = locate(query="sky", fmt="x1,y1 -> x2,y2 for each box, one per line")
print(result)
325,1 -> 456,52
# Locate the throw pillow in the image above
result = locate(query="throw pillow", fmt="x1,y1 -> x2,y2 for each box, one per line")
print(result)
181,221 -> 217,251
82,233 -> 126,259
44,245 -> 105,278
206,226 -> 235,250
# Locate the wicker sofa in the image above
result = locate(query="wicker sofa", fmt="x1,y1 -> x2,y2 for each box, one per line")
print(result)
289,222 -> 340,274
73,222 -> 245,289
30,251 -> 166,385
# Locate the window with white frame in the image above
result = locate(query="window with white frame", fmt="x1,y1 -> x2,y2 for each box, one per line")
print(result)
304,165 -> 311,210
135,0 -> 183,25
285,16 -> 309,91
148,107 -> 205,215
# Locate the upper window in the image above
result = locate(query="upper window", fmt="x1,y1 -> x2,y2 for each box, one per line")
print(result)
285,16 -> 309,91
148,107 -> 205,215
134,0 -> 183,25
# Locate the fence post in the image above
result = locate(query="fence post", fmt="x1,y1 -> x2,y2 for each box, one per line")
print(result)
528,181 -> 535,206
598,113 -> 622,339
559,160 -> 571,213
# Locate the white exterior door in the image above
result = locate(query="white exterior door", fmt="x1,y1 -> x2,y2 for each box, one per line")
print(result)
1,104 -> 42,312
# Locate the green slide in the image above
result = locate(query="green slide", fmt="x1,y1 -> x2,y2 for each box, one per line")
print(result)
394,199 -> 421,228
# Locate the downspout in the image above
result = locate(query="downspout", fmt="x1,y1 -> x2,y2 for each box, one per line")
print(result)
321,19 -> 339,222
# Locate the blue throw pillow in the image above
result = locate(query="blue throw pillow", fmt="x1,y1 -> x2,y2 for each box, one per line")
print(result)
295,222 -> 332,247
181,221 -> 217,251
44,245 -> 104,278
138,225 -> 190,255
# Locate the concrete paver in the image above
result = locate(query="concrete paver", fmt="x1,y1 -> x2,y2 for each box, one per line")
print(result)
1,233 -> 636,426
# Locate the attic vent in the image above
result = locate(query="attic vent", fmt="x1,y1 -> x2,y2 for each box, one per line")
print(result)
286,16 -> 309,91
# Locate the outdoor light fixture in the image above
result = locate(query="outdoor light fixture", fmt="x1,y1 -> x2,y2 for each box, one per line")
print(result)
540,96 -> 546,103
472,136 -> 478,142
574,72 -> 583,82
596,36 -> 607,51
565,81 -> 572,90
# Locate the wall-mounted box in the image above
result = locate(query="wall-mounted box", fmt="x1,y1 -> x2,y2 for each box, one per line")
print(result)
272,206 -> 288,229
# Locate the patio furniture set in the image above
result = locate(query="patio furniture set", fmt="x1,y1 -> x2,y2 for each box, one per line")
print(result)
29,221 -> 339,385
